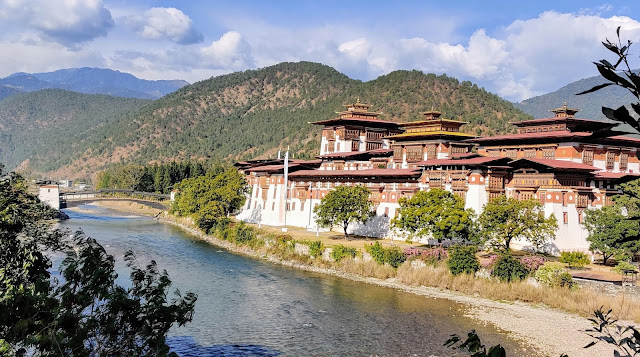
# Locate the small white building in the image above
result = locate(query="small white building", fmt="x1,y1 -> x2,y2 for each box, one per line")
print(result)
38,184 -> 60,209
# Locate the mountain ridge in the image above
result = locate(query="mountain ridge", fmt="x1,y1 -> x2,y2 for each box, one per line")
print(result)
0,67 -> 189,100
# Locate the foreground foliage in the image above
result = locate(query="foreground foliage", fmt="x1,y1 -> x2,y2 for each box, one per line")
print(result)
0,165 -> 197,356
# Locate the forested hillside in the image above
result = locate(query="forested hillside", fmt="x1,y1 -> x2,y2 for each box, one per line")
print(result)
0,89 -> 149,173
516,72 -> 637,120
5,62 -> 532,178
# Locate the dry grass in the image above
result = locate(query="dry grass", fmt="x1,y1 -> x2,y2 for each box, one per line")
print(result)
396,263 -> 640,322
340,258 -> 397,279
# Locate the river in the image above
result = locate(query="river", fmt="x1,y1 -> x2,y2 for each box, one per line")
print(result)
58,204 -> 532,356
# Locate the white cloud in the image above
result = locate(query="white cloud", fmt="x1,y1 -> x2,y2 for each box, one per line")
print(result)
0,0 -> 113,46
201,31 -> 252,69
123,7 -> 203,45
338,38 -> 371,61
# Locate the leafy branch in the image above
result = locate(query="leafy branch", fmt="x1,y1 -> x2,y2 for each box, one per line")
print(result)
577,26 -> 640,132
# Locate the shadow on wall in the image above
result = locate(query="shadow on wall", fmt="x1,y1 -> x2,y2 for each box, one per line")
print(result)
246,204 -> 262,223
351,215 -> 390,238
519,241 -> 559,256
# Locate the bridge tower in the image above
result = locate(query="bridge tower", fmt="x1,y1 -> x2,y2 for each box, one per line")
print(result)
39,184 -> 60,209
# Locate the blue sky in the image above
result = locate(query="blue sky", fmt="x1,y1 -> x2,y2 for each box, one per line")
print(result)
1,1 -> 640,101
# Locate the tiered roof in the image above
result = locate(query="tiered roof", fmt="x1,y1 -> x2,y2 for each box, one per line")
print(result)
387,109 -> 475,141
310,98 -> 400,129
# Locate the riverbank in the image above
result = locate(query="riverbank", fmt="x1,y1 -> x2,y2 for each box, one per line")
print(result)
81,203 -> 620,356
92,200 -> 164,216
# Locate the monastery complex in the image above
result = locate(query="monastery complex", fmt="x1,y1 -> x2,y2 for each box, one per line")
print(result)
236,100 -> 640,253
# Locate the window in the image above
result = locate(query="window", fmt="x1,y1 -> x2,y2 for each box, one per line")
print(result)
393,147 -> 403,160
291,202 -> 296,211
406,146 -> 423,162
505,149 -> 518,159
427,145 -> 437,160
524,149 -> 536,158
543,148 -> 555,160
578,211 -> 583,223
273,188 -> 277,199
384,207 -> 389,217
582,149 -> 594,166
563,212 -> 568,224
621,152 -> 629,171
271,202 -> 275,211
606,151 -> 615,170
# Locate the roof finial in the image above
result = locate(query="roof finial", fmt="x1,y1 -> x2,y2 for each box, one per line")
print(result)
356,97 -> 361,104
563,100 -> 567,108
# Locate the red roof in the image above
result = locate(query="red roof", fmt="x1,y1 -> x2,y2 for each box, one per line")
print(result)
510,158 -> 599,171
317,149 -> 392,159
510,117 -> 616,126
593,172 -> 640,180
468,131 -> 592,143
603,135 -> 640,147
417,156 -> 510,167
289,168 -> 421,178
310,117 -> 400,128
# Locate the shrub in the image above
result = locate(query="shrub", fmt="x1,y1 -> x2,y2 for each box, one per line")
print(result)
521,256 -> 546,272
534,265 -> 575,288
612,261 -> 637,274
366,242 -> 406,268
447,245 -> 480,276
559,251 -> 590,269
481,254 -> 499,272
332,244 -> 357,262
232,222 -> 256,244
308,240 -> 324,258
274,234 -> 293,246
491,254 -> 529,282
404,247 -> 421,259
366,241 -> 385,263
421,247 -> 448,265
384,247 -> 407,268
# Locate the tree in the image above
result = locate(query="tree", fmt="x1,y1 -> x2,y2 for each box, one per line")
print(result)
477,195 -> 557,251
172,166 -> 248,217
0,165 -> 197,356
392,189 -> 476,242
584,205 -> 640,265
314,185 -> 374,238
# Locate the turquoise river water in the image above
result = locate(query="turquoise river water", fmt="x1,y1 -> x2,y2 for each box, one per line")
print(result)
57,204 -> 533,356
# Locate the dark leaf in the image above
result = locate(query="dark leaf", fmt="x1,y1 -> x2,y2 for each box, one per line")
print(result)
576,82 -> 614,95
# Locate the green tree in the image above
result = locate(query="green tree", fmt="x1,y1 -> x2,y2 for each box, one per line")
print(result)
172,166 -> 248,217
477,195 -> 558,251
0,165 -> 197,356
392,189 -> 476,242
584,205 -> 640,265
314,185 -> 374,238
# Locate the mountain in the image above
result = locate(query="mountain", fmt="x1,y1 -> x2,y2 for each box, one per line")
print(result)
11,61 -> 530,178
0,68 -> 189,100
0,89 -> 149,174
516,73 -> 636,120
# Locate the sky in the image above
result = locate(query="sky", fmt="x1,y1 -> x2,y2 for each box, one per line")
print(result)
1,1 -> 640,102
